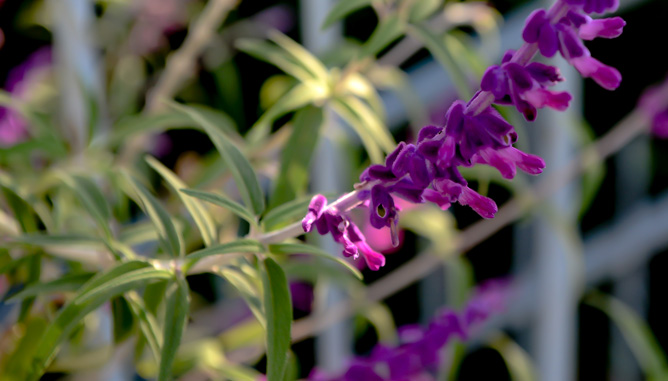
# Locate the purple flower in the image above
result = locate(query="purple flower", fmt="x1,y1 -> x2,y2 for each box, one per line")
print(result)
303,195 -> 387,270
481,60 -> 571,120
309,280 -> 511,380
0,47 -> 52,146
522,8 -> 625,91
472,146 -> 545,179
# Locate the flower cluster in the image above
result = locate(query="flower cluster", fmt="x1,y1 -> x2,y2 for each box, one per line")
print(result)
309,279 -> 510,381
302,0 -> 625,270
302,194 -> 386,271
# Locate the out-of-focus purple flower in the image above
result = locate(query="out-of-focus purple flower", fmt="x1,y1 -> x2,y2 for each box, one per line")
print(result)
252,5 -> 295,33
638,78 -> 668,139
0,47 -> 53,146
651,110 -> 668,139
310,279 -> 511,380
289,281 -> 314,313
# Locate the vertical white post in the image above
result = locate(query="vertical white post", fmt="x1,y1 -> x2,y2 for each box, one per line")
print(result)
530,61 -> 582,381
50,0 -> 107,153
300,0 -> 351,372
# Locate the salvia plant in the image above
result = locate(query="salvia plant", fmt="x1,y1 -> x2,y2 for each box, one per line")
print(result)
1,0 -> 667,380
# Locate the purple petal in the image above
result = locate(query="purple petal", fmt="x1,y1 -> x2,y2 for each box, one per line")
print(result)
458,187 -> 498,218
523,9 -> 548,43
417,125 -> 443,142
571,56 -> 621,90
578,16 -> 625,40
526,62 -> 563,84
538,22 -> 559,57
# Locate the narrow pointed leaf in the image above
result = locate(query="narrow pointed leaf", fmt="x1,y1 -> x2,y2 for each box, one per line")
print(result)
186,239 -> 264,263
180,188 -> 256,226
27,265 -> 172,380
158,277 -> 190,381
261,258 -> 292,381
146,156 -> 217,246
269,242 -> 363,280
170,102 -> 265,216
262,195 -> 316,230
322,0 -> 373,29
360,15 -> 405,58
236,40 -> 316,84
61,175 -> 113,237
126,291 -> 163,362
123,172 -> 183,257
216,267 -> 266,328
585,292 -> 668,379
270,106 -> 324,208
7,273 -> 95,302
268,31 -> 329,82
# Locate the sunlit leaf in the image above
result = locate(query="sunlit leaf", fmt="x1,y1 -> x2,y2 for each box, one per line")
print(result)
269,31 -> 329,82
159,276 -> 190,381
170,102 -> 266,216
489,333 -> 538,381
146,156 -> 217,246
270,106 -> 325,208
330,97 -> 383,163
261,257 -> 292,381
180,188 -> 256,226
269,242 -> 363,280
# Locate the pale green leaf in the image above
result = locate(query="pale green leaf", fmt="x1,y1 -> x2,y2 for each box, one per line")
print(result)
269,106 -> 325,209
146,156 -> 217,246
158,277 -> 190,381
216,266 -> 266,328
322,0 -> 373,29
489,333 -> 538,381
269,242 -> 363,280
7,273 -> 94,302
408,0 -> 441,22
126,291 -> 163,362
261,195 -> 316,231
360,15 -> 405,58
60,174 -> 113,238
585,292 -> 668,379
122,172 -> 183,257
170,102 -> 265,216
261,258 -> 292,381
185,239 -> 264,270
330,97 -> 384,163
180,188 -> 256,226
268,31 -> 329,82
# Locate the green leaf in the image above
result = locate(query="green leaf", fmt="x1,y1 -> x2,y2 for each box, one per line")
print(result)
111,296 -> 135,344
1,185 -> 38,233
237,40 -> 319,84
60,174 -> 113,238
268,31 -> 329,81
408,0 -> 441,22
10,233 -> 102,247
261,258 -> 292,381
408,24 -> 472,99
330,97 -> 383,163
122,172 -> 183,257
246,81 -> 327,144
262,195 -> 316,230
159,277 -> 190,381
146,156 -> 218,246
362,303 -> 397,344
27,264 -> 172,380
108,105 -> 240,147
270,106 -> 325,209
360,15 -> 405,58
1,316 -> 48,380
269,242 -> 363,280
185,239 -> 264,266
6,273 -> 95,302
585,292 -> 668,379
170,102 -> 265,216
216,266 -> 266,328
489,333 -> 539,381
126,291 -> 163,362
341,72 -> 385,120
322,0 -> 373,29
180,188 -> 256,226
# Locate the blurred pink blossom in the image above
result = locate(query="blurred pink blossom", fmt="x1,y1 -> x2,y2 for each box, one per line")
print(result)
129,0 -> 191,55
0,47 -> 52,146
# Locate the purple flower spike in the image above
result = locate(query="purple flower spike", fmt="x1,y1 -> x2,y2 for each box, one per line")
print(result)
652,111 -> 668,139
302,194 -> 328,232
